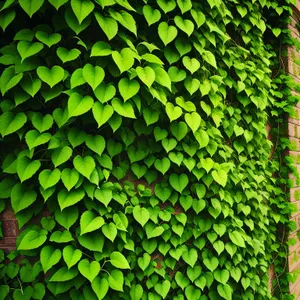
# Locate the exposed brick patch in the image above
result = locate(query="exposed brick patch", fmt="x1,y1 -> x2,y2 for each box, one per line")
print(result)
288,3 -> 300,298
0,209 -> 18,251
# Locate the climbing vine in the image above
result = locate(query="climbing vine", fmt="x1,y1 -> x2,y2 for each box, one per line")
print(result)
0,0 -> 298,299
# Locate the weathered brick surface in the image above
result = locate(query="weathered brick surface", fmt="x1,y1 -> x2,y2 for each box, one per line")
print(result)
288,3 -> 300,298
0,209 -> 18,251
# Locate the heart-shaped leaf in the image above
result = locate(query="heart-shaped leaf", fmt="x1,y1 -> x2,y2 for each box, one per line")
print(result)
68,93 -> 94,118
80,211 -> 104,235
143,5 -> 161,26
73,155 -> 95,179
37,65 -> 64,88
169,173 -> 188,193
118,78 -> 140,101
36,31 -> 61,47
82,64 -> 105,90
78,259 -> 100,282
0,112 -> 27,137
112,48 -> 134,73
17,41 -> 44,62
158,22 -> 177,46
71,0 -> 95,24
133,206 -> 149,227
57,47 -> 81,63
92,102 -> 114,128
19,0 -> 44,17
63,245 -> 82,269
58,188 -> 85,210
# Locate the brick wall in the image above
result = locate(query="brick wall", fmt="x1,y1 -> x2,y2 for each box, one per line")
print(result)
288,2 -> 300,298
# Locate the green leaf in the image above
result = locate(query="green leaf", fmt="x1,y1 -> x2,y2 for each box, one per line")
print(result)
94,82 -> 116,103
203,50 -> 217,68
211,170 -> 227,187
229,231 -> 245,248
71,0 -> 94,24
0,9 -> 16,31
182,249 -> 198,267
109,9 -> 137,36
52,146 -> 73,168
55,206 -> 79,230
18,229 -> 47,250
25,130 -> 51,150
190,9 -> 205,28
73,155 -> 95,179
78,231 -> 104,252
154,157 -> 170,175
19,0 -> 44,17
82,64 -> 105,90
169,173 -> 188,193
166,102 -> 182,122
11,183 -> 37,213
217,284 -> 232,300
194,130 -> 209,149
153,67 -> 172,90
110,251 -> 130,269
92,277 -> 109,300
112,98 -> 135,118
185,112 -> 201,133
136,66 -> 156,89
32,113 -> 53,133
94,188 -> 113,207
154,280 -> 171,299
78,259 -> 100,282
80,211 -> 104,235
36,31 -> 61,47
112,48 -> 134,73
17,156 -> 41,183
63,245 -> 82,269
170,121 -> 188,141
145,223 -> 164,238
39,169 -> 61,190
108,270 -> 124,292
40,246 -> 61,273
102,222 -> 117,242
158,22 -> 178,46
57,47 -> 81,63
50,266 -> 78,282
143,5 -> 161,26
70,68 -> 85,89
58,188 -> 85,210
48,0 -> 68,10
92,102 -> 114,128
32,283 -> 45,299
130,284 -> 143,300
203,257 -> 218,272
20,77 -> 41,97
68,93 -> 93,118
17,41 -> 44,62
118,78 -> 140,101
91,41 -> 112,57
94,12 -> 118,40
49,230 -> 74,243
65,8 -> 91,34
183,56 -> 200,74
37,65 -> 64,88
0,67 -> 24,96
174,16 -> 194,36
0,112 -> 27,137
177,0 -> 192,13
61,168 -> 80,191
85,135 -> 105,156
133,206 -> 149,227
157,0 -> 176,13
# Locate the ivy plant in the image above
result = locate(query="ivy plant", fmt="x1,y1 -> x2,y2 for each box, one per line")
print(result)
0,0 -> 298,299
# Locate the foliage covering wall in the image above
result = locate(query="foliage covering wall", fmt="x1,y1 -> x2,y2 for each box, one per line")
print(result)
0,0 -> 297,299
